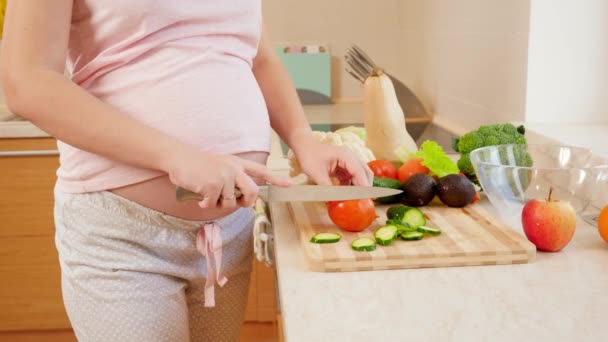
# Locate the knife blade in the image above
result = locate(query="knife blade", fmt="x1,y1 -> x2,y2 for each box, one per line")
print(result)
175,185 -> 402,203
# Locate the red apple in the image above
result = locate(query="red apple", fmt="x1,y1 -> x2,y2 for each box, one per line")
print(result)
521,188 -> 576,252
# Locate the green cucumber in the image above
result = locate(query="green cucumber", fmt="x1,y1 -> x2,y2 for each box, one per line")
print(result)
372,177 -> 404,204
310,232 -> 342,243
416,226 -> 442,235
401,207 -> 426,229
400,231 -> 424,241
351,238 -> 377,251
395,224 -> 415,234
385,218 -> 402,226
386,219 -> 415,233
373,176 -> 403,190
386,205 -> 426,229
374,225 -> 399,246
386,205 -> 411,221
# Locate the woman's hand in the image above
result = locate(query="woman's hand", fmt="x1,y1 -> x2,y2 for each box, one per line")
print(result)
252,25 -> 372,187
294,139 -> 374,186
165,146 -> 290,209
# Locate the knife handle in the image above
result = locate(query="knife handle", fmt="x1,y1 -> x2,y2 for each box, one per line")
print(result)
175,187 -> 243,202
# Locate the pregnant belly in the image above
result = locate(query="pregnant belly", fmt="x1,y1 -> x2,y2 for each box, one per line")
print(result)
109,151 -> 269,221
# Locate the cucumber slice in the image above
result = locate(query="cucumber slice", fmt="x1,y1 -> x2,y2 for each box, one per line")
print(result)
373,176 -> 403,189
386,205 -> 411,221
395,224 -> 415,234
386,219 -> 415,233
401,207 -> 426,229
351,238 -> 377,251
385,218 -> 402,226
372,177 -> 404,204
400,231 -> 424,241
416,226 -> 442,235
374,225 -> 399,246
310,232 -> 342,243
387,205 -> 426,229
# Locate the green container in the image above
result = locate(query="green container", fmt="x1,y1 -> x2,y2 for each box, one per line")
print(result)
276,45 -> 331,104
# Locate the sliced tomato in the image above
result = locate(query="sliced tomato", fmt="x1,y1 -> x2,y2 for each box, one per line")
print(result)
398,158 -> 430,183
367,160 -> 398,180
327,198 -> 377,232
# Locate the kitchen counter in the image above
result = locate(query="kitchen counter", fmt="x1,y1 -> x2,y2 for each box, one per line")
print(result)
269,126 -> 608,342
273,202 -> 607,341
0,105 -> 50,138
0,121 -> 49,138
271,193 -> 608,342
523,122 -> 608,158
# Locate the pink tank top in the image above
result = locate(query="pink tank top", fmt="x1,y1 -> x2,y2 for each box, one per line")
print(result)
56,0 -> 271,193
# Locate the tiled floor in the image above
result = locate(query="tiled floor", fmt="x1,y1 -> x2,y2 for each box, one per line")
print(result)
0,322 -> 278,342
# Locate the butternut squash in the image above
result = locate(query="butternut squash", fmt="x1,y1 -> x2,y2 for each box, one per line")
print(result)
363,67 -> 418,162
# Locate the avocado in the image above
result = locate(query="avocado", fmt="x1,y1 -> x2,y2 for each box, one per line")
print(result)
402,173 -> 436,207
436,174 -> 476,207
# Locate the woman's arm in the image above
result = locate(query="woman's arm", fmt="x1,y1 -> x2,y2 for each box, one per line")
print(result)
253,24 -> 373,186
0,1 -> 286,207
252,24 -> 314,157
1,0 -> 183,172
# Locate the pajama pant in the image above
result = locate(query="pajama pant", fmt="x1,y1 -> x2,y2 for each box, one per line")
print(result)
54,188 -> 255,342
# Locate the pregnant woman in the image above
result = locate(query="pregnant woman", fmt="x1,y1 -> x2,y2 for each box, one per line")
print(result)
0,1 -> 372,341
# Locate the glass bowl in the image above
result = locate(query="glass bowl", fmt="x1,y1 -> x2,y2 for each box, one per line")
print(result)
470,144 -> 608,228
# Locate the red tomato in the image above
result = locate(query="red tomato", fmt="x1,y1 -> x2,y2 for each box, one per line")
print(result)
327,199 -> 378,232
398,158 -> 430,183
470,191 -> 481,204
367,160 -> 398,180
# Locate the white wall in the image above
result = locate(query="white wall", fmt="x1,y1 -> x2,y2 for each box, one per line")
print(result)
399,0 -> 531,131
265,0 -> 533,129
263,0 -> 408,100
4,1 -> 604,127
526,0 -> 608,124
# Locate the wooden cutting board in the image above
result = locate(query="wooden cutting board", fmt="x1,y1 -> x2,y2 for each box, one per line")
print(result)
287,201 -> 536,272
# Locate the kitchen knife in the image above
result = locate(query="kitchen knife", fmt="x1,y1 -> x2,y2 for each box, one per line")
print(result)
175,185 -> 402,203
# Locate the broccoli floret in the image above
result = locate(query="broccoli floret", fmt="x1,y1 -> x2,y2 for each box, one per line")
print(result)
523,151 -> 533,167
501,124 -> 517,135
514,134 -> 527,145
456,123 -> 525,155
457,131 -> 484,154
451,136 -> 460,152
511,145 -> 534,167
455,123 -> 530,178
478,124 -> 498,136
499,131 -> 516,144
457,155 -> 475,175
483,135 -> 500,146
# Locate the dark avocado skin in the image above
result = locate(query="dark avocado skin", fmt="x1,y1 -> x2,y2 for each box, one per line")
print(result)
436,174 -> 476,207
403,173 -> 436,207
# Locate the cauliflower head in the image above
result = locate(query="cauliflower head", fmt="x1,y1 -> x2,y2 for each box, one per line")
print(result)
287,130 -> 375,184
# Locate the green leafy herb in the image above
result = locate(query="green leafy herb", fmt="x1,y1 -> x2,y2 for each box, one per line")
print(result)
414,140 -> 460,178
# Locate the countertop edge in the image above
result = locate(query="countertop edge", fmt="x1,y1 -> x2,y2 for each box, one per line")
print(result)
0,121 -> 50,138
